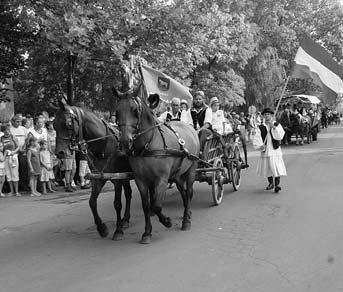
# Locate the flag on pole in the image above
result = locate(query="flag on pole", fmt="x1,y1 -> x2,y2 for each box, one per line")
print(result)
291,34 -> 343,96
140,64 -> 193,106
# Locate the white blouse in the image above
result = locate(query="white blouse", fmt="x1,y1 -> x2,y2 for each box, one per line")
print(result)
211,109 -> 225,134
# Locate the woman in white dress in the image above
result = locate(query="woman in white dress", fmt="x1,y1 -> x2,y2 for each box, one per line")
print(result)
253,107 -> 287,193
27,116 -> 48,148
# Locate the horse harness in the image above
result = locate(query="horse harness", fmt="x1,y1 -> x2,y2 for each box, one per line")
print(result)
121,96 -> 205,178
62,106 -> 121,173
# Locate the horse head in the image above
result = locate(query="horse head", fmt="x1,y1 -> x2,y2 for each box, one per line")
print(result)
290,112 -> 301,127
54,97 -> 81,158
112,84 -> 159,155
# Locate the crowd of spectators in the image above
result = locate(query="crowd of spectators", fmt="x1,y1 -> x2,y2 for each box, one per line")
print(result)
0,112 -> 90,198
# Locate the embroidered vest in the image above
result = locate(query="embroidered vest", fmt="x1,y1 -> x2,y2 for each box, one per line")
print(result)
166,111 -> 181,122
259,124 -> 280,150
191,107 -> 207,129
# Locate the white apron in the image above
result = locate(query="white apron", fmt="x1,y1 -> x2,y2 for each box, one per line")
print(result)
253,123 -> 287,178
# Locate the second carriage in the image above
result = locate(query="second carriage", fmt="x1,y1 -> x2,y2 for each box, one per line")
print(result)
194,131 -> 244,205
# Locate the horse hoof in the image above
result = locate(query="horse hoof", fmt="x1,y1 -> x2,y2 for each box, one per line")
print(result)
97,223 -> 109,238
181,221 -> 191,231
121,220 -> 130,229
140,235 -> 151,244
161,217 -> 172,228
112,231 -> 124,241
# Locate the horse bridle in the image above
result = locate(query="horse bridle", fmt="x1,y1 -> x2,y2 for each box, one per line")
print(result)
55,107 -> 84,150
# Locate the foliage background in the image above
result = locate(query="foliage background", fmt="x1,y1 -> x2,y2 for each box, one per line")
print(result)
1,0 -> 343,114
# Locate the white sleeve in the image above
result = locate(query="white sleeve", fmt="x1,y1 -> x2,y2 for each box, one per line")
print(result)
158,112 -> 167,123
271,124 -> 285,140
252,128 -> 264,150
181,110 -> 193,126
204,108 -> 212,125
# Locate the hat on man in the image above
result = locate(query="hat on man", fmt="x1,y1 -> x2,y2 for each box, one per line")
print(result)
12,114 -> 22,121
209,97 -> 219,106
194,90 -> 205,98
261,107 -> 274,115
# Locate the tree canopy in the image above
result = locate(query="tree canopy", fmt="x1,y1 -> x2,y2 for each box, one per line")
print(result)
1,0 -> 342,113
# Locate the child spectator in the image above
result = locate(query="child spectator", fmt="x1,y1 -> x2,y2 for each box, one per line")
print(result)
39,140 -> 55,194
1,123 -> 20,196
64,146 -> 77,192
27,137 -> 41,197
0,142 -> 6,197
46,121 -> 56,153
79,148 -> 91,189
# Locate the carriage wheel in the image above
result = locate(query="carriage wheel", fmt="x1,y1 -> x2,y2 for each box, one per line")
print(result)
211,157 -> 224,205
230,145 -> 241,191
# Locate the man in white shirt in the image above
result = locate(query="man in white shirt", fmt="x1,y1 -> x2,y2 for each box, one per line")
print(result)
158,97 -> 182,123
10,114 -> 28,150
10,114 -> 29,191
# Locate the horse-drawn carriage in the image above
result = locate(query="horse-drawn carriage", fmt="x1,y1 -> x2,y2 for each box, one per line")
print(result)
276,94 -> 321,144
54,96 -> 246,243
54,62 -> 246,243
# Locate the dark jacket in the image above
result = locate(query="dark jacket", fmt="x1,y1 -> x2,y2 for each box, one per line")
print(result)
259,124 -> 280,150
190,107 -> 207,129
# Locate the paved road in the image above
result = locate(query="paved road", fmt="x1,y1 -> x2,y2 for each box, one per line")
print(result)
1,125 -> 343,292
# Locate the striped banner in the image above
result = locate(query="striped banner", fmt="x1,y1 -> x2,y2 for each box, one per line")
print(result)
291,35 -> 343,97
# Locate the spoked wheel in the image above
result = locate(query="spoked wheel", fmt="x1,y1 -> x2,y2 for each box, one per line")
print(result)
230,145 -> 241,191
211,157 -> 225,205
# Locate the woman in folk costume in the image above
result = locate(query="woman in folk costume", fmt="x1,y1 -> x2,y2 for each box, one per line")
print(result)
253,107 -> 287,193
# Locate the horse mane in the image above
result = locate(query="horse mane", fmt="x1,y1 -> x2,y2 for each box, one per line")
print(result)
69,105 -> 119,142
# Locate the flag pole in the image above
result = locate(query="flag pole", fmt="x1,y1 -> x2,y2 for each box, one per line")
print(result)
137,57 -> 148,100
274,75 -> 290,118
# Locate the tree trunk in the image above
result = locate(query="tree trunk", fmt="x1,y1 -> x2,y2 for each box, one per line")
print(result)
66,52 -> 77,105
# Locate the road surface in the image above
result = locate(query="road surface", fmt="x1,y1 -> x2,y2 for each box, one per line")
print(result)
1,124 -> 343,292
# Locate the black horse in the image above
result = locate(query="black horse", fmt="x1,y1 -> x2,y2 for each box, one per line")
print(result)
54,99 -> 132,241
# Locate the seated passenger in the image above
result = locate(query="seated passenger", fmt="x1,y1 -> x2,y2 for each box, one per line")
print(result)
158,97 -> 182,122
189,91 -> 212,154
180,99 -> 189,112
209,97 -> 225,135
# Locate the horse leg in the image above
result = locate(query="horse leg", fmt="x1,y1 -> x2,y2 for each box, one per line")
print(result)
89,179 -> 108,238
136,180 -> 152,244
152,179 -> 172,229
175,177 -> 191,230
300,131 -> 304,145
180,165 -> 196,231
121,180 -> 132,228
149,186 -> 156,216
112,181 -> 124,241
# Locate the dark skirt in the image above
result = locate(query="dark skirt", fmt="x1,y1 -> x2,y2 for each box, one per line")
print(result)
28,150 -> 41,176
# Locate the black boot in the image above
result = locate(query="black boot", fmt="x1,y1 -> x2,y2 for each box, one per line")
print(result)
266,177 -> 274,190
274,177 -> 281,193
65,183 -> 74,193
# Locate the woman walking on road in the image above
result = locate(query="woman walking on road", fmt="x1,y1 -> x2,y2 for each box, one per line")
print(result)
253,108 -> 287,193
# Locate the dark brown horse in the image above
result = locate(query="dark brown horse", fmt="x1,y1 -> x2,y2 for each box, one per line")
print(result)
113,88 -> 200,244
54,99 -> 132,240
290,112 -> 311,145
